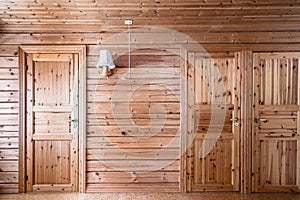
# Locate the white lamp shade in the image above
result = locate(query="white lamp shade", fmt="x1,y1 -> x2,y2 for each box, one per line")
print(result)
96,50 -> 116,70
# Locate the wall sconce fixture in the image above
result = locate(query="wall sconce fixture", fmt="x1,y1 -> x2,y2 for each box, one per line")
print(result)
96,20 -> 132,79
96,49 -> 116,77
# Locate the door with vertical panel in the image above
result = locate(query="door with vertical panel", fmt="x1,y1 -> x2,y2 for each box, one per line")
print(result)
186,52 -> 240,191
252,52 -> 300,192
25,53 -> 79,192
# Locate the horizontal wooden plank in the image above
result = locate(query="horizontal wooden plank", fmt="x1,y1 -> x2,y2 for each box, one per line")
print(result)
197,125 -> 232,133
88,54 -> 180,66
1,31 -> 300,45
87,118 -> 180,126
0,92 -> 19,103
0,149 -> 18,160
0,161 -> 18,172
33,105 -> 72,112
0,125 -> 19,132
87,148 -> 180,160
0,115 -> 19,125
87,79 -> 180,89
258,129 -> 297,134
32,133 -> 73,141
0,183 -> 18,193
34,124 -> 69,133
0,57 -> 18,68
0,137 -> 18,149
0,68 -> 18,80
89,102 -> 180,114
87,136 -> 180,149
259,112 -> 298,119
34,112 -> 70,124
0,103 -> 19,114
195,132 -> 235,140
33,184 -> 72,192
87,113 -> 180,121
86,171 -> 179,183
87,67 -> 181,79
257,133 -> 299,140
87,81 -> 180,91
259,105 -> 300,111
0,80 -> 18,91
89,48 -> 179,56
0,46 -> 18,57
86,183 -> 179,192
192,184 -> 235,191
87,160 -> 179,172
259,119 -> 297,129
1,19 -> 300,33
0,172 -> 18,183
87,126 -> 179,137
0,132 -> 18,137
256,52 -> 300,59
89,90 -> 180,102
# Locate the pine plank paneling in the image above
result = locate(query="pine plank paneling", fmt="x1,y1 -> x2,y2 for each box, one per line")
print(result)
252,53 -> 300,192
0,55 -> 19,194
86,50 -> 181,191
0,0 -> 299,194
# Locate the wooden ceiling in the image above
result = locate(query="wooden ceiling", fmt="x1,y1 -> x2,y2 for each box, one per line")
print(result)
0,0 -> 299,33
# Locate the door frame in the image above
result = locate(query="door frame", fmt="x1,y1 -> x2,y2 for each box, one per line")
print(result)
181,46 -> 242,192
18,45 -> 86,193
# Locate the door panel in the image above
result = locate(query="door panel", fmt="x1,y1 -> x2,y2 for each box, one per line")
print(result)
187,52 -> 240,191
25,53 -> 78,192
253,53 -> 300,192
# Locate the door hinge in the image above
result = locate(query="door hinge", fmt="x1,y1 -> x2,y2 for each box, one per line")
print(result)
26,65 -> 28,70
25,175 -> 28,181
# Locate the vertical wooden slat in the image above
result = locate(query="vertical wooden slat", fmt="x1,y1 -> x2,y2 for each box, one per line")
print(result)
239,51 -> 253,194
25,53 -> 34,192
78,47 -> 86,193
186,52 -> 195,192
71,53 -> 79,192
18,48 -> 26,193
297,58 -> 300,190
233,54 -> 240,191
180,48 -> 188,192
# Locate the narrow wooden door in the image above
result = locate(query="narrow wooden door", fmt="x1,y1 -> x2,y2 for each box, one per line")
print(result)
252,53 -> 300,192
25,53 -> 79,192
186,52 -> 240,191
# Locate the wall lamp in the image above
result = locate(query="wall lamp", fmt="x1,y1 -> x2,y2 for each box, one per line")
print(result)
96,49 -> 116,77
96,20 -> 132,79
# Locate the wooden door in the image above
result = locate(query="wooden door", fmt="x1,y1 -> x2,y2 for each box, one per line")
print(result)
252,53 -> 300,192
25,53 -> 79,192
186,52 -> 240,191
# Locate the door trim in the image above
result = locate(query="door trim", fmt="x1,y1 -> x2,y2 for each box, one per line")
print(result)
182,48 -> 241,192
18,45 -> 86,193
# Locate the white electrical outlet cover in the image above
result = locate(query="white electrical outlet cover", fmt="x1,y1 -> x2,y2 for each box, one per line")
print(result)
124,20 -> 133,25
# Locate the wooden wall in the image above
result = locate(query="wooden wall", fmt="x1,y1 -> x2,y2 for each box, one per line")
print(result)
0,0 -> 299,194
86,50 -> 182,192
0,56 -> 19,193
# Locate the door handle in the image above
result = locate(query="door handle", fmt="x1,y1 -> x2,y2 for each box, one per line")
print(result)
230,118 -> 239,127
69,119 -> 78,128
259,118 -> 268,122
230,118 -> 238,122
